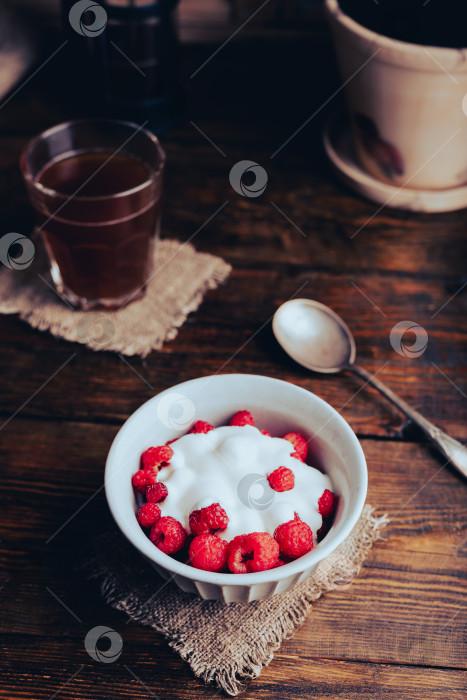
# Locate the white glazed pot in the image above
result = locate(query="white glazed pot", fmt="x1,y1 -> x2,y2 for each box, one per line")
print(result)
324,0 -> 467,190
105,374 -> 367,603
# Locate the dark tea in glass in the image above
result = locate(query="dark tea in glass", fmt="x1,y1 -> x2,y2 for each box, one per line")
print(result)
21,120 -> 165,310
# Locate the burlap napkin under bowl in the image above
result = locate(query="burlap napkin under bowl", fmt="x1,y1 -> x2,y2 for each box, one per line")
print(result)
81,505 -> 388,696
0,235 -> 231,356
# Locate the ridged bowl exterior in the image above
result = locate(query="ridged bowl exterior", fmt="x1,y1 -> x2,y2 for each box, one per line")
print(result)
148,559 -> 318,602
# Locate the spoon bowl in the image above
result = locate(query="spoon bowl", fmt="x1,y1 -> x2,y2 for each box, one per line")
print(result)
272,299 -> 355,373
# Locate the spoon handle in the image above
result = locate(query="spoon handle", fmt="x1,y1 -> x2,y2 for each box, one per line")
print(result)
350,364 -> 467,479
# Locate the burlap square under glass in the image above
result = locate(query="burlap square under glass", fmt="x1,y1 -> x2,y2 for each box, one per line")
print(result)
0,236 -> 231,356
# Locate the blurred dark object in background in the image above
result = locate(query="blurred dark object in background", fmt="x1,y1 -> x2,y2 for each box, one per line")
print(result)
339,0 -> 467,48
0,1 -> 40,103
61,0 -> 184,133
1,0 -> 329,129
232,0 -> 323,27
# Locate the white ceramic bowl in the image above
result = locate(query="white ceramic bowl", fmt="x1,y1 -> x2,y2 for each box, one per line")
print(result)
105,374 -> 367,603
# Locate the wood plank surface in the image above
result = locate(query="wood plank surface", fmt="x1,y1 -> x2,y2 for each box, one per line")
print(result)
0,649 -> 466,700
0,266 -> 465,439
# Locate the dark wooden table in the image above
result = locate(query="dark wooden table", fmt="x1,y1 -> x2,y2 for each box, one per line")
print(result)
1,22 -> 466,700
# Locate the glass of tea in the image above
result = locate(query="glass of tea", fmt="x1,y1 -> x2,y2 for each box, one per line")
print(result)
20,119 -> 165,310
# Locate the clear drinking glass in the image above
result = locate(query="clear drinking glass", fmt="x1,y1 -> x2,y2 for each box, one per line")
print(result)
20,119 -> 165,310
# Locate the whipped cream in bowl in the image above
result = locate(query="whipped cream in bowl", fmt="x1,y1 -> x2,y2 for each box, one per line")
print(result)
157,425 -> 333,542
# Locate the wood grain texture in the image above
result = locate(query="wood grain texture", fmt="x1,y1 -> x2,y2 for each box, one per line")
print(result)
0,649 -> 466,700
0,22 -> 465,700
0,267 -> 465,438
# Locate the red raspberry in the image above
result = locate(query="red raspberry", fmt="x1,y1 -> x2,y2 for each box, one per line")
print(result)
225,535 -> 245,572
227,532 -> 279,573
150,516 -> 186,554
318,489 -> 335,517
146,482 -> 168,503
229,410 -> 255,427
267,466 -> 295,492
132,468 -> 158,492
281,432 -> 308,461
137,502 -> 161,528
189,534 -> 228,572
189,503 -> 229,536
274,519 -> 313,559
260,429 -> 271,436
189,420 -> 214,434
141,445 -> 173,470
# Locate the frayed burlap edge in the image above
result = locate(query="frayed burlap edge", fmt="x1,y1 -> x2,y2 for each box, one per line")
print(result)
80,505 -> 388,695
0,238 -> 232,356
